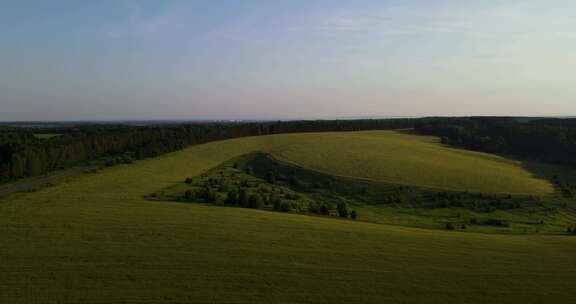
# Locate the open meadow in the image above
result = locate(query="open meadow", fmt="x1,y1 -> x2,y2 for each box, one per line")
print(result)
269,131 -> 554,195
1,131 -> 575,303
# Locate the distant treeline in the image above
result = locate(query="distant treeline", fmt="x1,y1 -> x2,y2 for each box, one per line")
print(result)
415,117 -> 576,166
0,119 -> 414,182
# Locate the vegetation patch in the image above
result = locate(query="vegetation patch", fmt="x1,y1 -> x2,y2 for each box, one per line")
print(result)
150,152 -> 576,234
149,153 -> 358,220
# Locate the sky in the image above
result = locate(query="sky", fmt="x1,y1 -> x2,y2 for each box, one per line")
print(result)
1,0 -> 575,121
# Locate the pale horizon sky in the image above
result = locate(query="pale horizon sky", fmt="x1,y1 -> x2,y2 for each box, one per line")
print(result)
1,0 -> 575,121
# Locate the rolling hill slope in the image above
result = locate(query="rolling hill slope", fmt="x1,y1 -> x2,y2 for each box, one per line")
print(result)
268,131 -> 553,194
0,131 -> 573,303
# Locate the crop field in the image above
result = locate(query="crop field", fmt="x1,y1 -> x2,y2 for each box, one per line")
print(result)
1,131 -> 575,303
268,131 -> 554,195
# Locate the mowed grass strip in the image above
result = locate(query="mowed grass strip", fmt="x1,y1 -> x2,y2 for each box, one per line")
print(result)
269,131 -> 554,195
1,132 -> 573,303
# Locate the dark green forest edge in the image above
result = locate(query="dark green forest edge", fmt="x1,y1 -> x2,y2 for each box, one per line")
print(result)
149,152 -> 576,235
416,117 -> 576,198
0,119 -> 412,182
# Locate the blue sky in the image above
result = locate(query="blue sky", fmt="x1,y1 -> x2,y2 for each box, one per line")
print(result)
1,0 -> 575,120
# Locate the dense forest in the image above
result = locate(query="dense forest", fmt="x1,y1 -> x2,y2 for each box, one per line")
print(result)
0,119 -> 414,182
414,117 -> 576,166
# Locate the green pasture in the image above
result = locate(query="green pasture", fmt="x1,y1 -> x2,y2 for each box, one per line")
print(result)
269,131 -> 554,195
1,131 -> 575,303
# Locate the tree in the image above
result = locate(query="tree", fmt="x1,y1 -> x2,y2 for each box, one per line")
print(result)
10,154 -> 25,178
288,175 -> 300,187
202,187 -> 217,203
350,210 -> 357,219
266,172 -> 276,184
272,195 -> 282,210
184,190 -> 193,200
248,194 -> 262,209
337,202 -> 349,218
308,202 -> 320,214
320,204 -> 330,216
225,190 -> 238,205
238,188 -> 249,207
279,202 -> 291,212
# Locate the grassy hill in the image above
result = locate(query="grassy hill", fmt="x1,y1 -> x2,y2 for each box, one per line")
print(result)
150,152 -> 576,234
268,131 -> 554,195
0,131 -> 574,303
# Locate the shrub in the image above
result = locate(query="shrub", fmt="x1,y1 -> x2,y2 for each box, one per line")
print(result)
285,193 -> 301,200
288,175 -> 301,187
308,202 -> 321,214
225,190 -> 238,205
445,223 -> 455,230
267,193 -> 279,206
248,194 -> 263,209
238,189 -> 248,207
272,196 -> 282,210
279,201 -> 291,212
202,187 -> 217,203
319,204 -> 330,216
266,172 -> 276,184
184,190 -> 193,200
337,202 -> 349,218
350,210 -> 357,219
483,218 -> 509,227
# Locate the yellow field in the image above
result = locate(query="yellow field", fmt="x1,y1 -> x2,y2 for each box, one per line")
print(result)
1,131 -> 572,303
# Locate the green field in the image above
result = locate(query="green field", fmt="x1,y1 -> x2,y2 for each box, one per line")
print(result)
151,152 -> 576,234
1,131 -> 575,303
268,131 -> 554,195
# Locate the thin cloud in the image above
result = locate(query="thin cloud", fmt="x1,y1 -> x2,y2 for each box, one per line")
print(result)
105,0 -> 181,38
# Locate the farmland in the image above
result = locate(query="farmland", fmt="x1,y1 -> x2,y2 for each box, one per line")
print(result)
1,131 -> 575,303
268,131 -> 554,195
